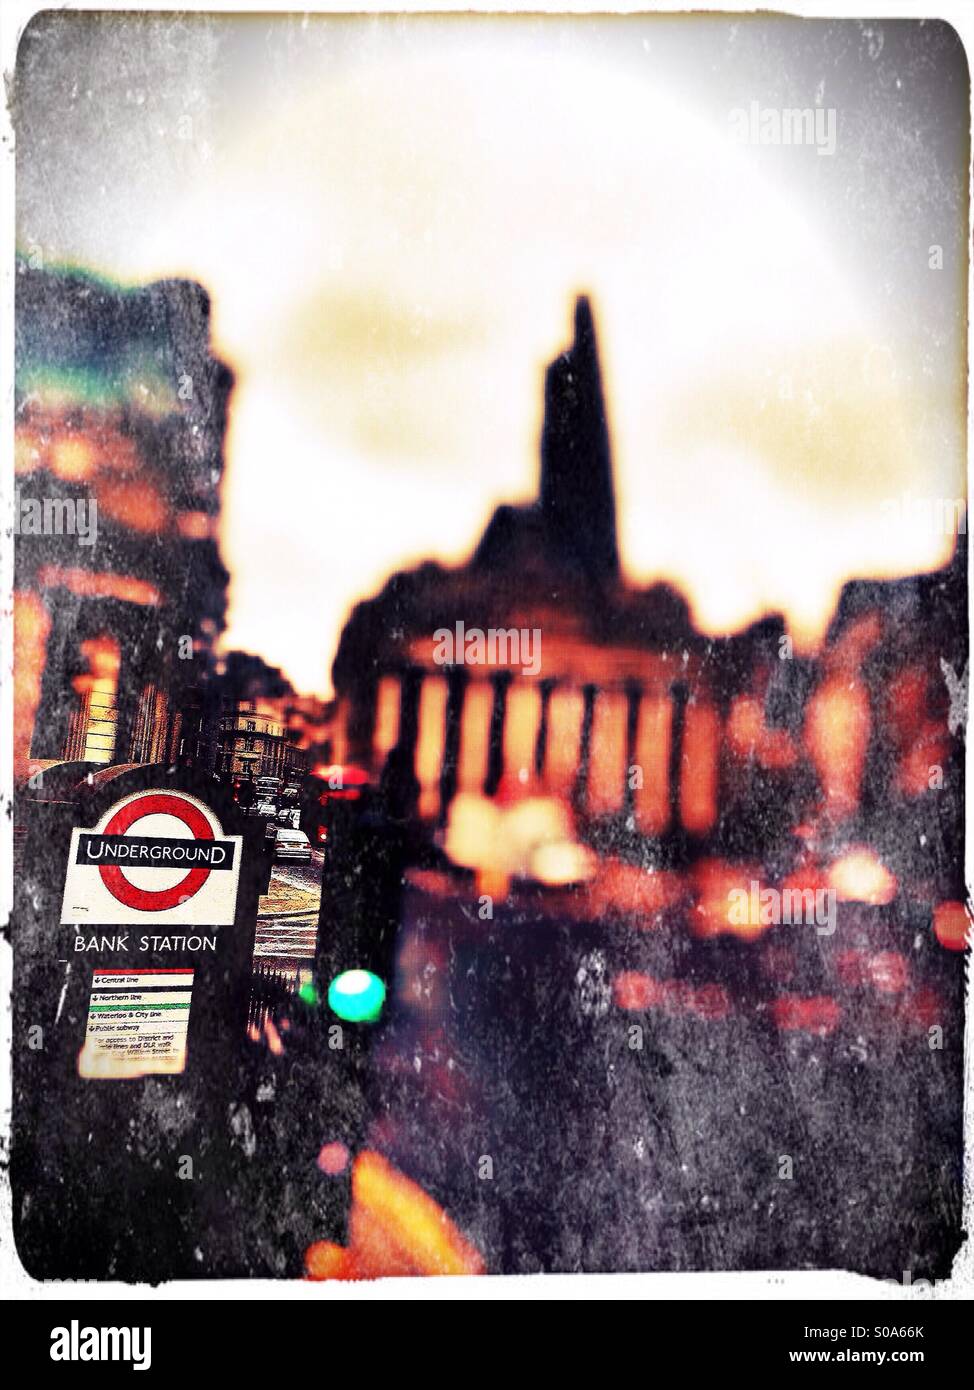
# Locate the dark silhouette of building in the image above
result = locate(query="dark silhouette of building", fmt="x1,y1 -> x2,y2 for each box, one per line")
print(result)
14,261 -> 232,778
539,294 -> 619,584
329,292 -> 966,894
473,295 -> 619,590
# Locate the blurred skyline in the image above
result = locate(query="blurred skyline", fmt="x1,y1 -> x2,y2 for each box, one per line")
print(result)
15,13 -> 969,694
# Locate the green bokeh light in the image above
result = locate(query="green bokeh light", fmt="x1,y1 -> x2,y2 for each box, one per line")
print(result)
327,969 -> 386,1023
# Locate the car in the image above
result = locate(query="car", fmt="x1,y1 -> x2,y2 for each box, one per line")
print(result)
273,829 -> 313,863
256,800 -> 277,818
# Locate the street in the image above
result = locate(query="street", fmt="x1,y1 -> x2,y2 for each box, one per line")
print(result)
362,874 -> 965,1278
253,847 -> 323,968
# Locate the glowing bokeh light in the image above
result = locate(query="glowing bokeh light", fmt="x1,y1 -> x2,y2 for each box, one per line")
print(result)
932,901 -> 970,953
828,849 -> 897,906
327,969 -> 387,1023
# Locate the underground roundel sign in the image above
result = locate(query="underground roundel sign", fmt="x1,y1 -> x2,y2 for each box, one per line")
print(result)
60,789 -> 243,927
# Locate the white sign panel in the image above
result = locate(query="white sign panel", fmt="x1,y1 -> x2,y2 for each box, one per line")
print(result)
60,789 -> 242,927
79,968 -> 195,1079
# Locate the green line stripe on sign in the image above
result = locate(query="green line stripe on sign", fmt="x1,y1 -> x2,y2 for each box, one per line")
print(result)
89,1004 -> 191,1012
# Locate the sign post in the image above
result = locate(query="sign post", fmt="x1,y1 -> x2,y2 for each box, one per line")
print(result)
12,764 -> 273,1278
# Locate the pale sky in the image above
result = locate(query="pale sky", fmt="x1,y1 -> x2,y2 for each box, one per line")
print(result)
16,13 -> 969,694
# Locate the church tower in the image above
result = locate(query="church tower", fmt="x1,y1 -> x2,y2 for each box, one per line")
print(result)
538,295 -> 620,586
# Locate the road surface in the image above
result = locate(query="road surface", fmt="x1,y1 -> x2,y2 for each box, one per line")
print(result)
254,848 -> 323,965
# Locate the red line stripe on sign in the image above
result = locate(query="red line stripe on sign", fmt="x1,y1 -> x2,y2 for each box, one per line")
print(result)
93,967 -> 196,974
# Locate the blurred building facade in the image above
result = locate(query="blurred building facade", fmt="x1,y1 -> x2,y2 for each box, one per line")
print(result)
220,706 -> 297,782
14,261 -> 232,780
322,297 -> 966,1278
215,650 -> 320,784
330,295 -> 966,901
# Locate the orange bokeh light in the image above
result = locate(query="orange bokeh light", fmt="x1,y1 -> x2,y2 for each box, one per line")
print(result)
692,859 -> 768,941
613,971 -> 660,1011
828,848 -> 897,906
804,675 -> 871,821
13,590 -> 50,776
176,510 -> 215,540
680,701 -> 719,835
586,860 -> 682,922
51,436 -> 97,482
770,994 -> 841,1037
727,695 -> 797,770
932,901 -> 970,952
96,479 -> 169,532
38,565 -> 161,607
316,1141 -> 350,1176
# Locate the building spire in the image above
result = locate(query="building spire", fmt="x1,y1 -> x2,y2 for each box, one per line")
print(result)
539,294 -> 619,585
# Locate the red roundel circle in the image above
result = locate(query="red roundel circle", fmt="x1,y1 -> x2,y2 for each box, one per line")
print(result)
99,793 -> 215,912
